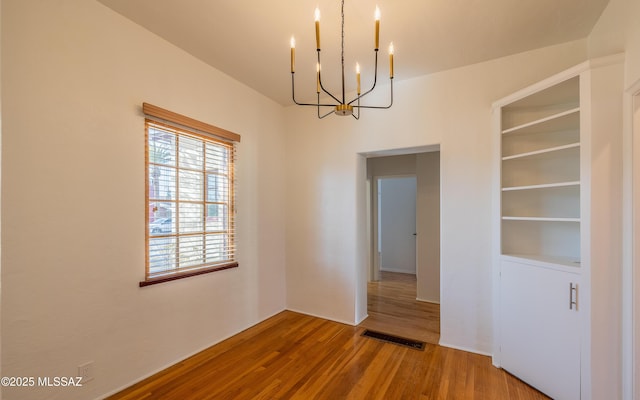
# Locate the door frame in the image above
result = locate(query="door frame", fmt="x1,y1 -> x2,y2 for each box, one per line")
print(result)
358,145 -> 441,323
623,77 -> 640,400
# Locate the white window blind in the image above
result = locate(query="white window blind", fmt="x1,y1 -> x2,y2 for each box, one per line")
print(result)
144,119 -> 237,284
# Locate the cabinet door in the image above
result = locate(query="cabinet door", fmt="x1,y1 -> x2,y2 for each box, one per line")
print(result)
500,259 -> 580,400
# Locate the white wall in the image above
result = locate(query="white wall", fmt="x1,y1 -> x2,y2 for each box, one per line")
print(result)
416,152 -> 440,303
587,0 -> 628,60
588,59 -> 625,400
1,1 -> 286,399
285,39 -> 587,351
588,1 -> 640,397
588,0 -> 640,87
587,0 -> 640,87
367,154 -> 417,177
625,0 -> 640,86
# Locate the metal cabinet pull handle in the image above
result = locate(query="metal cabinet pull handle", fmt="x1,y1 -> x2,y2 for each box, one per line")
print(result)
569,283 -> 578,311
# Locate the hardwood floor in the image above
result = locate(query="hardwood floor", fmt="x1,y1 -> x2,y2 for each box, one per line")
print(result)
359,271 -> 440,344
108,309 -> 549,399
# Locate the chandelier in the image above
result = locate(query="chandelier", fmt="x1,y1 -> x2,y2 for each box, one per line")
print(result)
290,0 -> 394,119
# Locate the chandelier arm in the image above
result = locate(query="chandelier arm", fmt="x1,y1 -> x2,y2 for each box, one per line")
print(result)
347,50 -> 379,106
352,78 -> 393,109
351,97 -> 360,120
319,109 -> 335,118
317,75 -> 342,105
317,51 -> 342,104
292,73 -> 338,107
318,95 -> 335,118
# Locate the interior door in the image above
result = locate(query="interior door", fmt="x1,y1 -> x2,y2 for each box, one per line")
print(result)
500,259 -> 581,400
379,177 -> 416,274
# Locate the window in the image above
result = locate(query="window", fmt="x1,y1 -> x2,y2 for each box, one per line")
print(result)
141,103 -> 240,286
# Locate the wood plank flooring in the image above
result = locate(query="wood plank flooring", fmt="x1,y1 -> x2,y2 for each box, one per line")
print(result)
359,271 -> 441,344
108,282 -> 550,400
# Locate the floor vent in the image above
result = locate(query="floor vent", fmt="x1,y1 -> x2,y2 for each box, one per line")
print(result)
361,330 -> 425,350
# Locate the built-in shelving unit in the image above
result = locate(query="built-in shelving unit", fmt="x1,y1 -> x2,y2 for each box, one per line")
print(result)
494,69 -> 586,400
499,75 -> 581,266
493,55 -> 624,400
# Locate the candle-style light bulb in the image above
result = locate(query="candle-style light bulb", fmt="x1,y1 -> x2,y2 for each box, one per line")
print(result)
356,63 -> 361,95
374,6 -> 380,50
290,37 -> 296,73
315,8 -> 321,50
389,42 -> 394,78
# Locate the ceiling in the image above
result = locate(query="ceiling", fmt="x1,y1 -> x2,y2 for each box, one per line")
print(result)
97,0 -> 609,106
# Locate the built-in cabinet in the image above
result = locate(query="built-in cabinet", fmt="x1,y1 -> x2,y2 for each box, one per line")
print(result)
494,55 -> 624,400
500,259 -> 580,400
494,66 -> 587,400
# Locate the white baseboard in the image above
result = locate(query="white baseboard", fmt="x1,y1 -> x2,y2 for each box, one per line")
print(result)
285,307 -> 358,326
380,267 -> 416,274
416,297 -> 440,304
355,313 -> 369,325
438,341 -> 492,357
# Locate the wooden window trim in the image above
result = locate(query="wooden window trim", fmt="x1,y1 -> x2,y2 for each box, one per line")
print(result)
142,103 -> 241,143
139,262 -> 238,287
142,104 -> 239,287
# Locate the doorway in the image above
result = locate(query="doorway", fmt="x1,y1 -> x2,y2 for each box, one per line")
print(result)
359,149 -> 441,344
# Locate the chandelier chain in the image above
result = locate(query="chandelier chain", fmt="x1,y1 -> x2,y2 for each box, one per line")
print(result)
341,0 -> 345,69
340,0 -> 346,103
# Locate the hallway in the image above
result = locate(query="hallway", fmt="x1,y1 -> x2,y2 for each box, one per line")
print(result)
359,271 -> 440,344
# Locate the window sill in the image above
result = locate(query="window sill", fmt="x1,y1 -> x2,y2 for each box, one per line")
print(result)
139,262 -> 238,287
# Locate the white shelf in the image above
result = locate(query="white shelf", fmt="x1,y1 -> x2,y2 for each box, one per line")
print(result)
502,181 -> 580,192
502,107 -> 580,135
501,254 -> 582,271
502,143 -> 580,161
498,73 -> 581,266
502,216 -> 580,222
501,75 -> 580,109
501,145 -> 579,188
